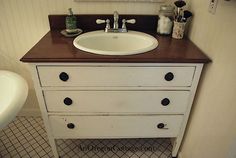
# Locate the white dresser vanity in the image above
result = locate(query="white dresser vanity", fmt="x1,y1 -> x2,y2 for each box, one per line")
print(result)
21,14 -> 210,158
28,63 -> 203,158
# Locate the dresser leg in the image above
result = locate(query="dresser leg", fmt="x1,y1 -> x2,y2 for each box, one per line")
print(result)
30,66 -> 60,158
48,137 -> 59,158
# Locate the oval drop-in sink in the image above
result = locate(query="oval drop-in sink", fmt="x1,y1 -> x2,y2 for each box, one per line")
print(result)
73,30 -> 158,55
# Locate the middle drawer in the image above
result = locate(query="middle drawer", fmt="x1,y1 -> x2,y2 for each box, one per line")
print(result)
44,90 -> 190,114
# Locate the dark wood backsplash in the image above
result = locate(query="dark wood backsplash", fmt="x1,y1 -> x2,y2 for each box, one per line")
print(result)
48,15 -> 158,31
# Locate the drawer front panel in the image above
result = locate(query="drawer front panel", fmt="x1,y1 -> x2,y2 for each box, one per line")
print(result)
49,115 -> 183,138
38,66 -> 195,87
44,91 -> 190,114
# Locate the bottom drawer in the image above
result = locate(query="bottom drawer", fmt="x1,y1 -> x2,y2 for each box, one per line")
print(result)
49,115 -> 183,139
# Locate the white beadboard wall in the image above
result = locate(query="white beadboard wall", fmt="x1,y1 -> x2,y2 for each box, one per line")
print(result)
0,0 -> 179,115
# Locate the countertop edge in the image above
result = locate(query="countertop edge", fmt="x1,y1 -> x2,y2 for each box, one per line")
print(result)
20,30 -> 212,64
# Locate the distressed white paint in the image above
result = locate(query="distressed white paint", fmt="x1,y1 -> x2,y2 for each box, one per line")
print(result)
44,90 -> 190,114
37,66 -> 195,87
49,115 -> 184,139
30,63 -> 203,157
30,65 -> 59,158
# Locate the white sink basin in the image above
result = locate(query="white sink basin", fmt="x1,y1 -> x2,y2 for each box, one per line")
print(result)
73,30 -> 158,55
0,70 -> 28,130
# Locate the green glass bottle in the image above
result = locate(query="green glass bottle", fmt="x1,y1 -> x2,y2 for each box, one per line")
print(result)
65,8 -> 77,34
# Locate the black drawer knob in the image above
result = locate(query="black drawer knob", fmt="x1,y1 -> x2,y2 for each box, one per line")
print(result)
161,98 -> 170,106
164,72 -> 174,81
67,123 -> 75,129
59,72 -> 69,81
64,97 -> 73,106
157,123 -> 165,129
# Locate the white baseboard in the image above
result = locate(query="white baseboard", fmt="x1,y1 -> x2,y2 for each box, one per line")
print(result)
17,108 -> 41,117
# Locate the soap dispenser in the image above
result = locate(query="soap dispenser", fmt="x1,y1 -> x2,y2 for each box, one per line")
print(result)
65,8 -> 77,34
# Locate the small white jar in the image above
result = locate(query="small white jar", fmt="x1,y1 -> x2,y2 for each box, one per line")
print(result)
157,5 -> 175,35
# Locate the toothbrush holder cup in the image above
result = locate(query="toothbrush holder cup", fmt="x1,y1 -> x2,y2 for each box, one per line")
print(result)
172,21 -> 186,39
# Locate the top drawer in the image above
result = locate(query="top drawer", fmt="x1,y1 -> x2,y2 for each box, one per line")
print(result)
37,66 -> 195,87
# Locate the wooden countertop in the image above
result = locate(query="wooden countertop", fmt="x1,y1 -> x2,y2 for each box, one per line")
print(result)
20,30 -> 210,63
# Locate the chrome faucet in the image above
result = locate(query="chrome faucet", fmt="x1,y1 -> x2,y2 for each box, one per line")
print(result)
113,11 -> 119,30
96,11 -> 136,33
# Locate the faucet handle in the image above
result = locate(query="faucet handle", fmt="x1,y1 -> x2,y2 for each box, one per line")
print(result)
96,19 -> 106,24
125,19 -> 136,24
122,19 -> 136,30
96,19 -> 110,32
